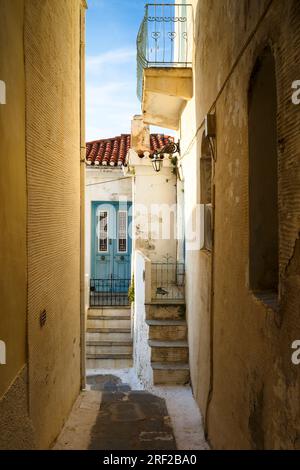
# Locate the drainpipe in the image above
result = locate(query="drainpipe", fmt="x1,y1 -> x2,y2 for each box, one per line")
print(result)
80,0 -> 87,390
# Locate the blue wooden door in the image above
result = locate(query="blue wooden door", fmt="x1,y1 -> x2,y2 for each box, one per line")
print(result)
91,201 -> 132,293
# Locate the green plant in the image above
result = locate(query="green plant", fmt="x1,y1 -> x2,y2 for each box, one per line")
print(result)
170,155 -> 178,176
128,275 -> 135,303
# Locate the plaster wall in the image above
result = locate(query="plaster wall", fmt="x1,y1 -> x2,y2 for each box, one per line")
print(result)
132,156 -> 177,263
133,251 -> 153,387
0,0 -> 26,400
25,0 -> 85,448
180,0 -> 300,449
0,0 -> 34,448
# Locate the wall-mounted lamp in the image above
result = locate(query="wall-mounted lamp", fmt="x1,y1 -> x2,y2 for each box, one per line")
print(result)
151,154 -> 164,172
151,141 -> 180,173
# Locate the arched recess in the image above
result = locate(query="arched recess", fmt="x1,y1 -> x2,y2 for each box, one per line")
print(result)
248,46 -> 279,294
200,132 -> 213,251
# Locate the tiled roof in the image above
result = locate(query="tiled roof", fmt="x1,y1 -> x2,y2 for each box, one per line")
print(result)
86,134 -> 173,167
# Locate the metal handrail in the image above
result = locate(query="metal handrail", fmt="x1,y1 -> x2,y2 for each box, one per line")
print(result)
151,256 -> 185,301
137,3 -> 193,100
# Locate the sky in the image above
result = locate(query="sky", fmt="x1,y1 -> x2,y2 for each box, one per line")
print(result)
85,0 -> 175,142
86,0 -> 148,141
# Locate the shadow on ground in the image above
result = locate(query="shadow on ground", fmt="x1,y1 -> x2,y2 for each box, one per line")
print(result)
87,375 -> 177,450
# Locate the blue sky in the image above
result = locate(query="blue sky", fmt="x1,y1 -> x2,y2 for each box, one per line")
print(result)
86,0 -> 147,141
86,0 -> 175,142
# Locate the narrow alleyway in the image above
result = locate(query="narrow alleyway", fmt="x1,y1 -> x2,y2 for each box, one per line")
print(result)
53,370 -> 208,450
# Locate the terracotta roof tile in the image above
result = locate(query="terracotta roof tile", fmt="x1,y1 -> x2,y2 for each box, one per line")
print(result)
86,134 -> 174,167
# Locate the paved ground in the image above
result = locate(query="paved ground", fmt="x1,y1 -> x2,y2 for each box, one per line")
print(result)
53,370 -> 208,450
89,392 -> 176,450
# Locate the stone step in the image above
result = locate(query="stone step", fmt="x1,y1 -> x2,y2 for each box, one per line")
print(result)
146,319 -> 187,341
88,307 -> 131,317
86,359 -> 133,369
86,330 -> 132,342
86,356 -> 133,369
87,327 -> 131,333
152,362 -> 190,385
87,317 -> 131,329
88,315 -> 131,321
149,340 -> 189,363
86,341 -> 133,355
146,303 -> 186,321
87,352 -> 132,360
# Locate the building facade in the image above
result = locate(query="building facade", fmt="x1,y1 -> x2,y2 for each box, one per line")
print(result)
85,126 -> 177,309
138,0 -> 300,449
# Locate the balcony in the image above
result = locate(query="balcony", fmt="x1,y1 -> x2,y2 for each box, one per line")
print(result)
137,3 -> 193,130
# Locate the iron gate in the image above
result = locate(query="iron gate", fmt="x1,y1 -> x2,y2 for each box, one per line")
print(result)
90,278 -> 131,307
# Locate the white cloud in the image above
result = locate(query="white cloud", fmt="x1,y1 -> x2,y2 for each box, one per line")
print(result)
86,48 -> 136,71
85,80 -> 139,141
86,82 -> 134,107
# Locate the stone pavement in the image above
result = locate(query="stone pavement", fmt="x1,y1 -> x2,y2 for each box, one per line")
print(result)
89,390 -> 176,450
53,374 -> 176,450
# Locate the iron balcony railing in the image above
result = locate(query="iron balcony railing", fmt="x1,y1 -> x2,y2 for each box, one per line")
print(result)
90,278 -> 131,307
137,3 -> 193,100
151,256 -> 185,301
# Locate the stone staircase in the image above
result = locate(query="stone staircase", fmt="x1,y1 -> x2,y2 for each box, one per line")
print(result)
145,303 -> 190,385
86,307 -> 133,369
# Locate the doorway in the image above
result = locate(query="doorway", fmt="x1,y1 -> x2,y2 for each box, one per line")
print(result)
90,201 -> 132,306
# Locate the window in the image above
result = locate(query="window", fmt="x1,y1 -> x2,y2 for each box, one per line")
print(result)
98,210 -> 108,252
200,132 -> 213,251
118,210 -> 127,252
248,47 -> 279,294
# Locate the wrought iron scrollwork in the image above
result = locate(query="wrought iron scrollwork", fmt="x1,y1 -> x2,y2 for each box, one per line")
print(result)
155,141 -> 180,157
137,3 -> 192,101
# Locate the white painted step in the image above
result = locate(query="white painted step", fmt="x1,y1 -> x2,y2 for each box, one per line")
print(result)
88,307 -> 131,317
86,330 -> 132,342
87,316 -> 131,329
86,357 -> 133,369
87,352 -> 132,360
86,341 -> 133,355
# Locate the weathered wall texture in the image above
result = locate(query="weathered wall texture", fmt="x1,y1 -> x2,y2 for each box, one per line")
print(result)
0,0 -> 35,448
133,251 -> 153,387
24,0 -> 83,448
132,156 -> 177,262
181,0 -> 300,449
0,367 -> 36,449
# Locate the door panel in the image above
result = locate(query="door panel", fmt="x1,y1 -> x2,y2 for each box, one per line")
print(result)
91,201 -> 132,293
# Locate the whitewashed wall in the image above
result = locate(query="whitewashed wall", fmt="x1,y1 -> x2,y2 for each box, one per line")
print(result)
133,250 -> 153,387
129,150 -> 178,263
